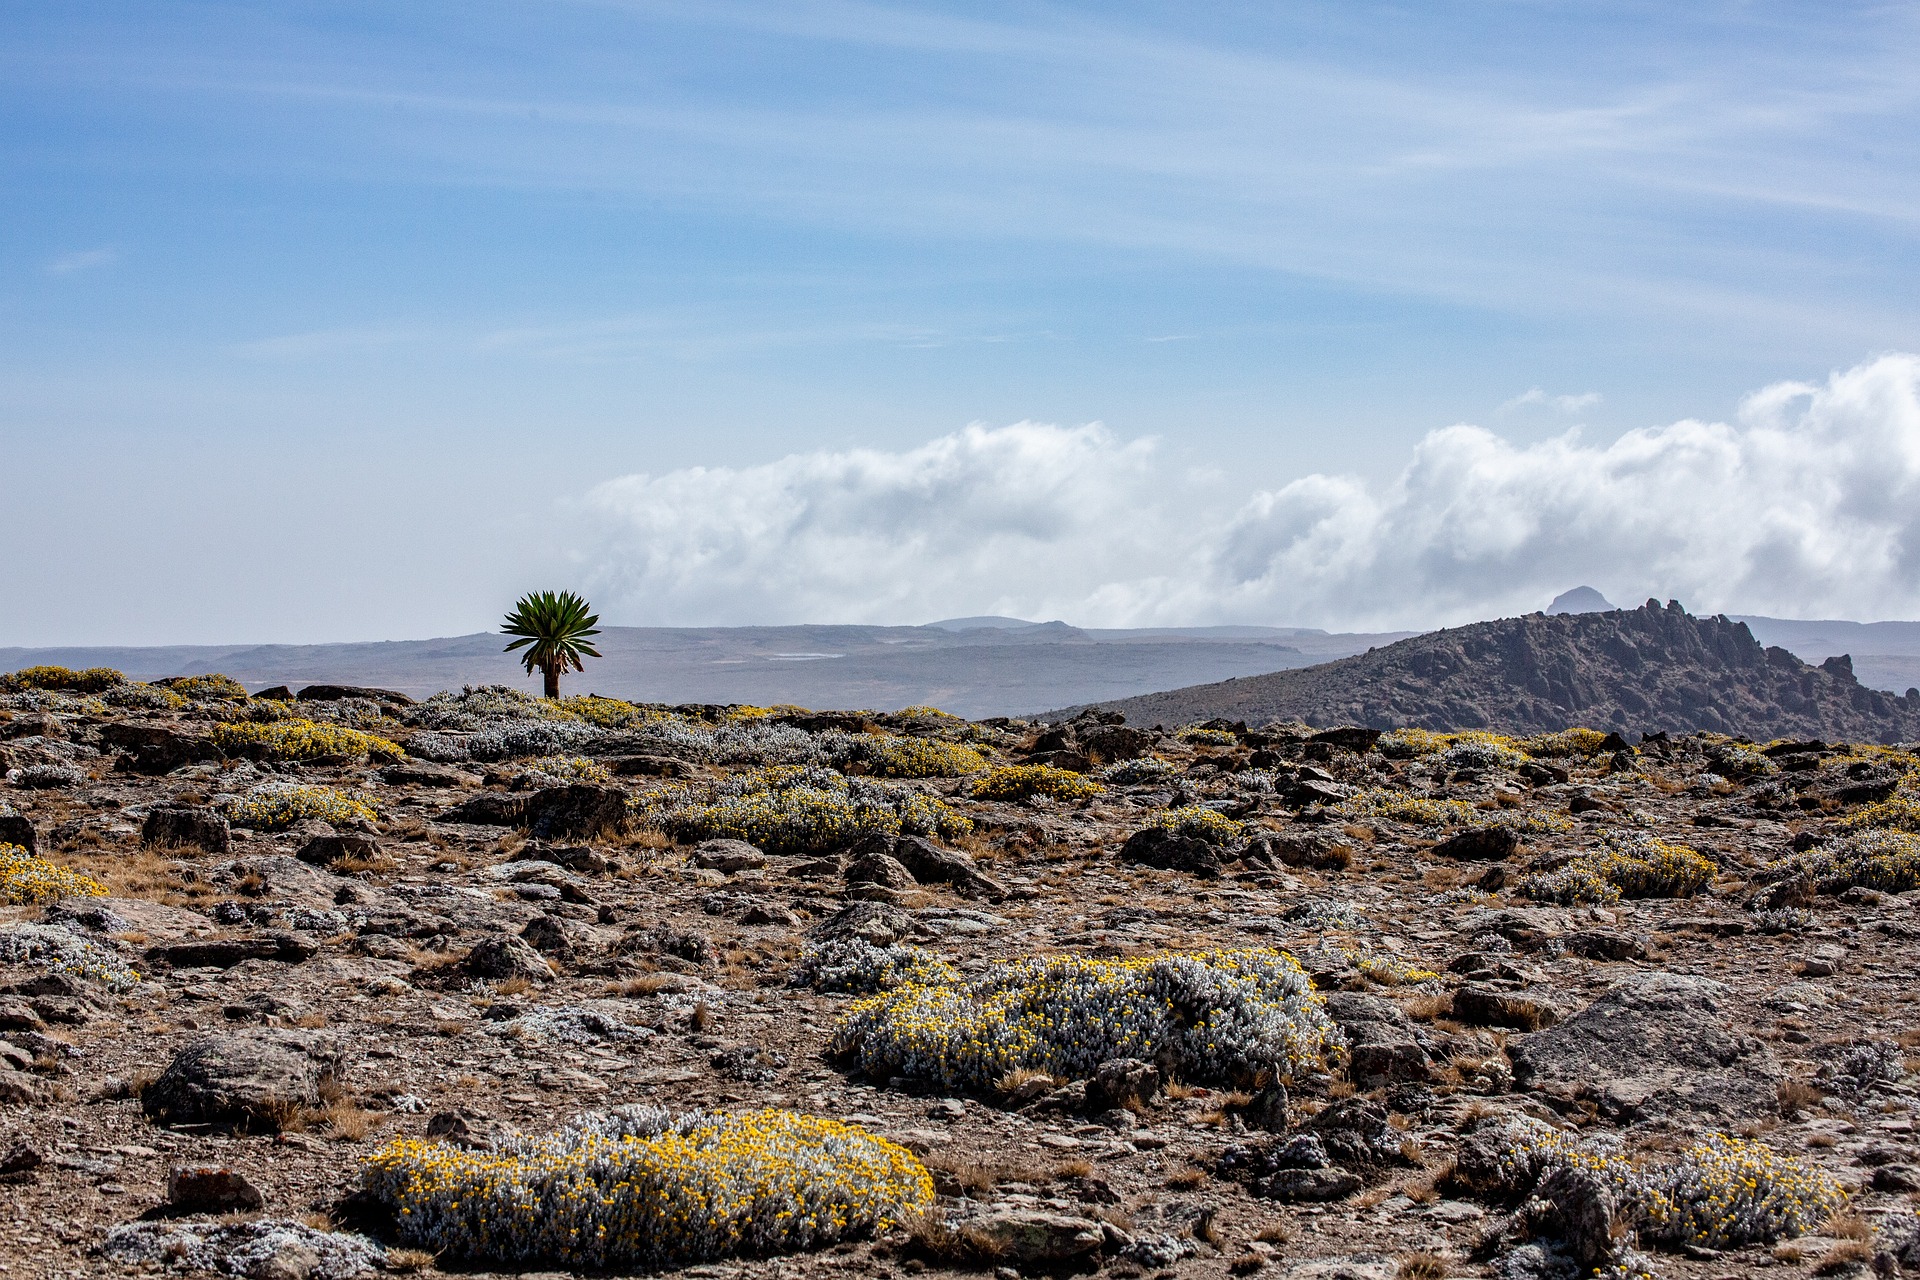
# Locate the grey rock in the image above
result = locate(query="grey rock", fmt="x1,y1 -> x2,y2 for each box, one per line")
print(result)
957,1210 -> 1106,1265
440,792 -> 529,826
167,1164 -> 266,1213
99,1219 -> 383,1280
1521,1164 -> 1623,1272
462,934 -> 555,983
142,1030 -> 347,1131
146,932 -> 318,970
0,810 -> 34,854
1086,1057 -> 1161,1112
810,900 -> 913,947
691,839 -> 767,873
294,835 -> 381,869
1118,826 -> 1223,877
844,850 -> 917,890
1508,971 -> 1780,1120
521,784 -> 629,840
1432,826 -> 1522,861
141,806 -> 232,854
1256,1166 -> 1363,1201
1324,992 -> 1432,1086
1453,984 -> 1564,1031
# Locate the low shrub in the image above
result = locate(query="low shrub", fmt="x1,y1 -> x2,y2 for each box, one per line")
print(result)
517,755 -> 613,785
10,763 -> 88,789
1338,789 -> 1479,828
0,665 -> 125,694
1639,1134 -> 1847,1249
1523,832 -> 1713,905
1519,728 -> 1612,758
219,785 -> 377,831
1838,788 -> 1920,834
1151,805 -> 1245,845
164,673 -> 250,702
792,938 -> 960,993
1176,726 -> 1238,746
660,767 -> 970,855
833,948 -> 1332,1094
1437,739 -> 1529,770
0,844 -> 109,905
969,764 -> 1103,802
109,682 -> 177,709
209,719 -> 404,763
363,1106 -> 933,1270
1100,756 -> 1176,786
464,719 -> 603,762
1763,830 -> 1920,895
855,736 -> 986,779
1703,738 -> 1775,778
558,695 -> 657,730
0,922 -> 140,991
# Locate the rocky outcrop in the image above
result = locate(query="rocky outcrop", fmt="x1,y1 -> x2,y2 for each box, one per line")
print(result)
1062,600 -> 1920,741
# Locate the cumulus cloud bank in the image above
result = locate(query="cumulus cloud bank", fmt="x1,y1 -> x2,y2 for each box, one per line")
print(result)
579,353 -> 1920,629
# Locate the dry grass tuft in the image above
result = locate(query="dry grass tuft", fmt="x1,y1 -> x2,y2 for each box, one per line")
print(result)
1396,1253 -> 1451,1279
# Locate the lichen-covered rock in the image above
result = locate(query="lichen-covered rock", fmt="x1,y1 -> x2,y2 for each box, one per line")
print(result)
141,806 -> 231,853
1118,825 -> 1223,876
142,1030 -> 347,1131
1323,992 -> 1432,1086
1508,972 -> 1779,1120
462,933 -> 556,983
99,1219 -> 382,1279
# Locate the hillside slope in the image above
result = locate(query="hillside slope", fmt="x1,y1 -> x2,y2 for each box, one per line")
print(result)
1054,599 -> 1920,741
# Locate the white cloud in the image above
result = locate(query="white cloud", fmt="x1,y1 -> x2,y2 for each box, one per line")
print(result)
578,353 -> 1920,629
44,247 -> 117,275
1499,387 -> 1602,414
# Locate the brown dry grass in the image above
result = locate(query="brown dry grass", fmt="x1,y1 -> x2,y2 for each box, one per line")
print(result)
1778,1079 -> 1824,1111
1812,1240 -> 1871,1274
1396,1254 -> 1451,1279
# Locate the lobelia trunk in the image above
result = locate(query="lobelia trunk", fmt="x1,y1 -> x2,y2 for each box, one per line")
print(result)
543,664 -> 561,699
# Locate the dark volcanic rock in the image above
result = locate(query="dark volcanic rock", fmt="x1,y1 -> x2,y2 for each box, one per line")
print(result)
853,833 -> 1008,900
1118,826 -> 1224,877
1061,600 -> 1920,740
142,1030 -> 346,1131
521,784 -> 629,840
0,811 -> 34,854
1431,826 -> 1521,861
146,933 -> 318,969
1508,971 -> 1779,1120
102,724 -> 224,774
1323,993 -> 1431,1087
140,807 -> 231,854
295,684 -> 415,705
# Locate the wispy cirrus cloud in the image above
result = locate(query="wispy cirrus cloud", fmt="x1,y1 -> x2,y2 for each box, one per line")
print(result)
44,247 -> 117,275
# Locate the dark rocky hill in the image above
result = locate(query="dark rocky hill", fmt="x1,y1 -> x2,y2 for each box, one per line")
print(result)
1052,599 -> 1920,741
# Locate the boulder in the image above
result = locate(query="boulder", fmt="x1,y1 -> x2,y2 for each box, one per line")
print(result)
1507,971 -> 1780,1120
167,1165 -> 266,1213
1086,1058 -> 1162,1112
145,933 -> 318,970
1323,992 -> 1432,1086
1258,1167 -> 1363,1202
519,915 -> 579,966
1431,826 -> 1521,861
810,901 -> 912,947
377,761 -> 473,787
439,793 -> 529,826
844,851 -> 917,890
0,811 -> 34,854
141,807 -> 231,854
142,1030 -> 346,1130
295,684 -> 414,705
957,1210 -> 1106,1266
102,724 -> 224,775
1452,985 -> 1563,1031
461,934 -> 555,983
1519,1164 -> 1625,1273
1118,826 -> 1224,877
521,784 -> 629,840
692,839 -> 768,873
851,833 -> 1007,901
1079,724 -> 1152,761
294,834 -> 382,870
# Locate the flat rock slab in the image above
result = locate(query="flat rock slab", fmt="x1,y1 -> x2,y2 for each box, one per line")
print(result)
1508,971 -> 1779,1120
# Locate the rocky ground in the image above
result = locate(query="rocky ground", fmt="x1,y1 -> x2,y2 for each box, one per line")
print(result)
0,675 -> 1917,1280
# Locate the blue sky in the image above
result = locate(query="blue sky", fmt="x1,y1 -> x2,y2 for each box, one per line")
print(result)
5,2 -> 1920,643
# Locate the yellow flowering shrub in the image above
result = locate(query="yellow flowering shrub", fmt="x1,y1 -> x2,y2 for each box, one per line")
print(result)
518,755 -> 613,785
363,1107 -> 932,1270
0,845 -> 108,904
1519,728 -> 1611,758
662,766 -> 970,854
1524,832 -> 1713,905
857,735 -> 987,779
834,948 -> 1332,1094
558,695 -> 657,729
969,764 -> 1103,802
1639,1134 -> 1846,1249
896,706 -> 960,720
209,719 -> 404,763
1764,830 -> 1920,895
0,665 -> 125,693
1177,726 -> 1238,746
1150,805 -> 1246,844
220,785 -> 377,831
1339,789 -> 1479,828
165,673 -> 250,702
